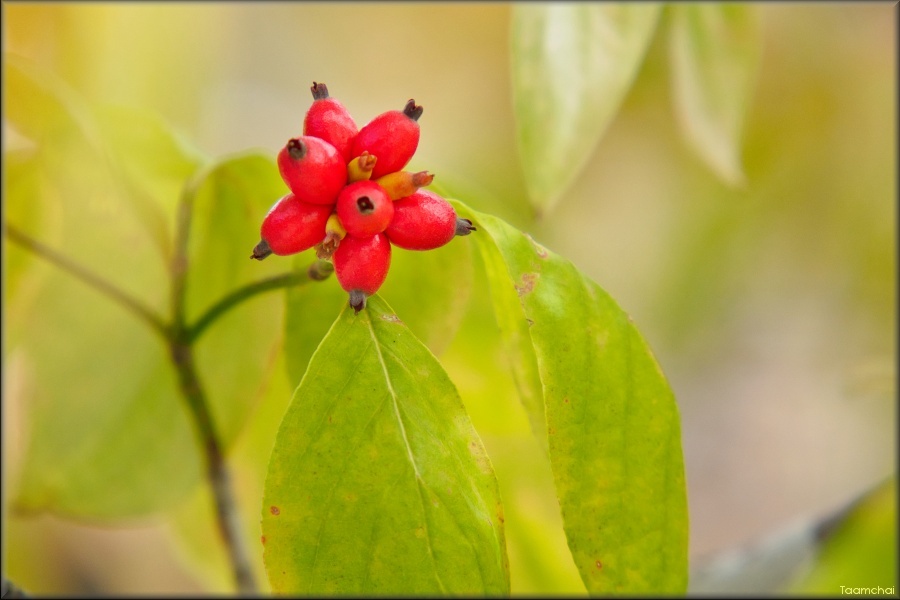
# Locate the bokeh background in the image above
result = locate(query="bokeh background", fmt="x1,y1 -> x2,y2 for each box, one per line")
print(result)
3,2 -> 895,594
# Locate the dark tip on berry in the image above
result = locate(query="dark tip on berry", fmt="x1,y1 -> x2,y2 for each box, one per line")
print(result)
403,99 -> 424,121
286,138 -> 307,161
349,290 -> 368,313
251,239 -> 273,260
356,196 -> 374,214
311,81 -> 330,101
307,259 -> 334,281
455,218 -> 476,237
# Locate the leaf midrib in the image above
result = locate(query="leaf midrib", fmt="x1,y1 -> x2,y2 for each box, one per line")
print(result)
365,309 -> 449,594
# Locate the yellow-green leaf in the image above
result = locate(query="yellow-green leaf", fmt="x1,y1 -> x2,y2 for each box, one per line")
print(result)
668,4 -> 762,185
453,199 -> 688,594
263,295 -> 509,595
511,4 -> 662,216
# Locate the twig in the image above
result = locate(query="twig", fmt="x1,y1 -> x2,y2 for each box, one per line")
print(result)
170,179 -> 258,595
188,272 -> 308,343
3,224 -> 169,339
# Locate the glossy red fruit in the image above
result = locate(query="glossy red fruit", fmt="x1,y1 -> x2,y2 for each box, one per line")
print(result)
385,190 -> 474,250
333,233 -> 392,312
336,180 -> 394,238
350,99 -> 422,179
251,194 -> 333,259
303,82 -> 358,162
277,136 -> 346,205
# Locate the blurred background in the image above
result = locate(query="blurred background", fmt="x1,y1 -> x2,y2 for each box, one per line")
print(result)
3,2 -> 895,595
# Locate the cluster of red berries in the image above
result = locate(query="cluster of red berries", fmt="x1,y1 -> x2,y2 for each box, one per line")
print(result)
251,82 -> 475,312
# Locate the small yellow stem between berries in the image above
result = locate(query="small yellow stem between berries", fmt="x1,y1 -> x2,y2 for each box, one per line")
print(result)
347,151 -> 377,182
375,170 -> 434,200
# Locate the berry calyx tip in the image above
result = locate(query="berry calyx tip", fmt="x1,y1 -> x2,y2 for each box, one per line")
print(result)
403,99 -> 423,121
455,218 -> 476,236
310,81 -> 330,100
251,239 -> 273,260
349,290 -> 368,313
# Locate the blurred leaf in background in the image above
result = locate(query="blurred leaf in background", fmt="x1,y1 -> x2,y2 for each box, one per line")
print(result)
668,4 -> 762,186
510,3 -> 661,217
5,54 -> 204,518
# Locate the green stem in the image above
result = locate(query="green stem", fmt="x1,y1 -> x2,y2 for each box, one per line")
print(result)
188,272 -> 307,343
187,258 -> 332,343
3,223 -> 169,339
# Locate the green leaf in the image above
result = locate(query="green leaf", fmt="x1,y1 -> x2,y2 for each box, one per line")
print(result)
93,103 -> 206,259
4,53 -> 204,259
452,199 -> 688,594
263,294 -> 509,595
8,269 -> 200,518
470,223 -> 545,454
3,52 -> 94,143
511,4 -> 662,216
668,4 -> 762,186
379,237 -> 474,358
186,152 -> 293,443
5,57 -> 206,518
283,254 -> 348,387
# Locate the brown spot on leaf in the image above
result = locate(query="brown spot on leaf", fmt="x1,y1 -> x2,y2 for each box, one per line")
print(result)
564,397 -> 569,404
260,535 -> 266,545
596,560 -> 602,569
270,506 -> 280,516
515,272 -> 539,296
381,313 -> 402,323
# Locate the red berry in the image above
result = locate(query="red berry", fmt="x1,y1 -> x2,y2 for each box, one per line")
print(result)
333,233 -> 392,312
385,190 -> 474,250
277,136 -> 346,205
336,180 -> 394,238
303,82 -> 358,162
350,99 -> 422,179
251,194 -> 333,259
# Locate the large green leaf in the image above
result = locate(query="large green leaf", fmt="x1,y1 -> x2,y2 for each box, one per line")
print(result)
5,58 -> 205,518
668,4 -> 762,185
511,4 -> 662,216
185,152 -> 290,443
263,294 -> 509,595
452,199 -> 688,593
5,60 -> 278,518
8,268 -> 199,518
4,53 -> 203,259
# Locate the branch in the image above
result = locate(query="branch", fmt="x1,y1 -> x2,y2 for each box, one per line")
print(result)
169,179 -> 258,595
3,223 -> 169,339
